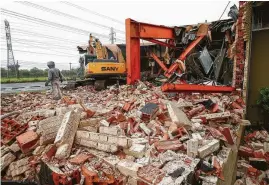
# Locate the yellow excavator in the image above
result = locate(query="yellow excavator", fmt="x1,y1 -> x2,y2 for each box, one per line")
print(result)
74,34 -> 126,90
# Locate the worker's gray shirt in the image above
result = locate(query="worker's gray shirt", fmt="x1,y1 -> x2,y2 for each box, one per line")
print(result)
47,68 -> 63,82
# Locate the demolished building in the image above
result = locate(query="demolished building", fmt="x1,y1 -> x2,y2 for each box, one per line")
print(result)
1,2 -> 269,185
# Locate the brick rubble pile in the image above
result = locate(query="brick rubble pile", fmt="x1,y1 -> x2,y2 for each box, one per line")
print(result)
235,128 -> 269,185
1,81 -> 245,185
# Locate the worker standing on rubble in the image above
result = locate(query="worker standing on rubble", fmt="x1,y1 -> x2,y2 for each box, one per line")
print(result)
45,61 -> 64,100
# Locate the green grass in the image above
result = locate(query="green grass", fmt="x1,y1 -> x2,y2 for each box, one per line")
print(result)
0,77 -> 47,83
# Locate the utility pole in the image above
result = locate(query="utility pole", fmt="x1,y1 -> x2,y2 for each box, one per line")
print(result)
69,62 -> 72,79
4,19 -> 16,78
109,27 -> 116,44
16,60 -> 19,78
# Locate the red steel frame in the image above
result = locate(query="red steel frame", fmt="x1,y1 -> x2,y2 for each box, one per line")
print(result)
125,18 -> 235,93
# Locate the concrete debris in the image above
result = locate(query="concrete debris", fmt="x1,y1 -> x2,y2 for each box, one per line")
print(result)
1,82 -> 245,184
167,102 -> 191,127
124,144 -> 146,158
54,109 -> 81,159
198,139 -> 220,158
1,152 -> 16,171
8,142 -> 21,153
117,159 -> 143,178
7,157 -> 30,177
37,115 -> 64,145
19,109 -> 56,120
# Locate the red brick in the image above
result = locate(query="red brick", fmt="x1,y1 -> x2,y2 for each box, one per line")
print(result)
154,140 -> 183,152
170,127 -> 188,138
123,103 -> 131,112
16,131 -> 38,153
212,103 -> 219,113
239,146 -> 254,158
220,127 -> 234,145
69,153 -> 91,165
157,113 -> 170,123
117,113 -> 126,122
128,117 -> 136,134
207,127 -> 227,142
247,167 -> 261,178
231,102 -> 243,109
85,109 -> 95,118
42,145 -> 57,160
1,119 -> 28,144
107,116 -> 117,124
264,152 -> 269,162
187,105 -> 205,117
137,165 -> 165,184
253,150 -> 264,159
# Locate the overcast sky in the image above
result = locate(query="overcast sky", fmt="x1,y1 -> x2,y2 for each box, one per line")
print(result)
0,1 -> 238,70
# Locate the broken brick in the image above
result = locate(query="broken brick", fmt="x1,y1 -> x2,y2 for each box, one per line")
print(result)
38,115 -> 64,145
219,127 -> 234,145
167,102 -> 191,127
187,139 -> 198,157
16,131 -> 39,153
140,103 -> 159,121
8,157 -> 30,177
117,159 -> 142,178
187,105 -> 205,117
154,140 -> 183,152
124,144 -> 146,158
193,111 -> 231,120
1,152 -> 16,171
54,109 -> 81,159
69,153 -> 91,165
137,165 -> 165,184
239,146 -> 254,158
198,139 -> 220,158
139,123 -> 152,135
122,102 -> 132,112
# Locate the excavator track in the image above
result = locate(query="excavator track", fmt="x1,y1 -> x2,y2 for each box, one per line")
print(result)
64,78 -> 125,91
94,80 -> 107,91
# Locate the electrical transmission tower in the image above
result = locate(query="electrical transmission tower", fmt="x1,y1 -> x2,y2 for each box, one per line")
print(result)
4,19 -> 18,78
109,27 -> 116,44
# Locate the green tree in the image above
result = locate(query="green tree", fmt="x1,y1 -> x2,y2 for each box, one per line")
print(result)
30,67 -> 44,77
20,69 -> 30,78
1,68 -> 7,77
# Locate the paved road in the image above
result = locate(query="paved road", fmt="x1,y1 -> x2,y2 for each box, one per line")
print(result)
1,82 -> 66,93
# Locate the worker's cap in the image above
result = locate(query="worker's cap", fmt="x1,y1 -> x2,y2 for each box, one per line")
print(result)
47,61 -> 55,67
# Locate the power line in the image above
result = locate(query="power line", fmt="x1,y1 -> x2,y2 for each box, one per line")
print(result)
61,1 -> 124,25
1,37 -> 79,49
1,48 -> 78,57
1,8 -> 125,41
5,42 -> 78,55
218,1 -> 231,21
1,40 -> 77,52
211,1 -> 231,28
0,27 -> 88,45
16,1 -> 125,34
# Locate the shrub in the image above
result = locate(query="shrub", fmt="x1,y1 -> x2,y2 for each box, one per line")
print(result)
257,87 -> 269,113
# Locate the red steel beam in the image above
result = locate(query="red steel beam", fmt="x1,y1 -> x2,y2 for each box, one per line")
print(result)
178,35 -> 205,61
150,53 -> 168,71
164,35 -> 205,78
144,38 -> 176,48
161,83 -> 235,93
126,18 -> 175,84
127,19 -> 174,39
126,19 -> 140,84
